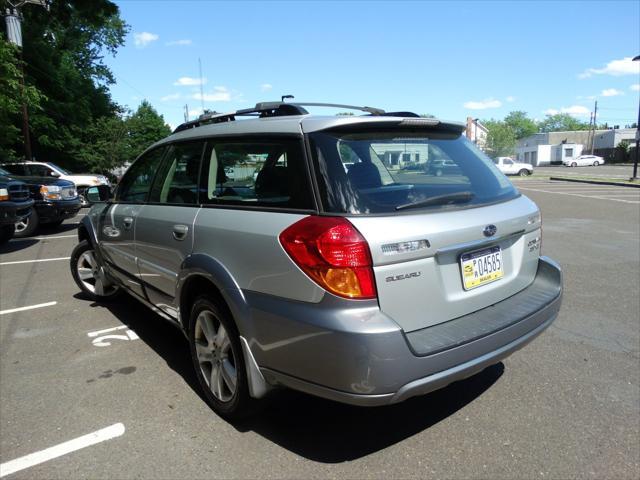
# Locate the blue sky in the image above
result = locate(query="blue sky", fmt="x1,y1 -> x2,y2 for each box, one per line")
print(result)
105,0 -> 640,130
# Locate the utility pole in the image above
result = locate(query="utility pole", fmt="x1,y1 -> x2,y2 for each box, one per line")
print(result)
632,55 -> 639,181
590,100 -> 598,155
198,58 -> 205,113
586,111 -> 594,156
4,0 -> 46,161
184,104 -> 189,123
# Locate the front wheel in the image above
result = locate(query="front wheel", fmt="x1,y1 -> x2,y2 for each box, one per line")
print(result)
70,240 -> 120,300
571,162 -> 577,167
14,210 -> 39,238
518,169 -> 530,177
593,161 -> 599,166
189,296 -> 254,419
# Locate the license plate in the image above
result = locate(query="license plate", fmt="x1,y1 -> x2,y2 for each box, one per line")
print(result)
460,246 -> 504,290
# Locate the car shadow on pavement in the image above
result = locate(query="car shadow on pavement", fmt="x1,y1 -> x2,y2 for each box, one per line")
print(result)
79,292 -> 504,463
236,363 -> 504,462
77,292 -> 208,405
0,238 -> 39,253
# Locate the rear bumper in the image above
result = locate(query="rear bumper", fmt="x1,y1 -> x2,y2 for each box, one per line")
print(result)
0,200 -> 34,225
247,256 -> 562,406
35,199 -> 82,223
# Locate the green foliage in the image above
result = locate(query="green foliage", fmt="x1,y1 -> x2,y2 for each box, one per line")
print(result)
537,113 -> 590,133
127,100 -> 172,160
0,38 -> 45,160
483,119 -> 517,157
4,0 -> 129,170
503,111 -> 537,139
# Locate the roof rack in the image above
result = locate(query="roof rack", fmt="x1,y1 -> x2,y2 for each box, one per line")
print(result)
173,101 -> 418,133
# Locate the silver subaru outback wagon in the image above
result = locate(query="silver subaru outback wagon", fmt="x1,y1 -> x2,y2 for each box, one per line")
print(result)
70,102 -> 562,419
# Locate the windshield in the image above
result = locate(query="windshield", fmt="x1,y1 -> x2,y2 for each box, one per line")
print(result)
47,162 -> 71,175
309,130 -> 518,214
0,167 -> 10,176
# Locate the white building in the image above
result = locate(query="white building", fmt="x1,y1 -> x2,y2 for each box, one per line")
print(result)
516,128 -> 637,166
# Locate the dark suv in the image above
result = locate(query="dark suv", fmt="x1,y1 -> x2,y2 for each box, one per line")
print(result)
0,167 -> 81,237
0,172 -> 34,244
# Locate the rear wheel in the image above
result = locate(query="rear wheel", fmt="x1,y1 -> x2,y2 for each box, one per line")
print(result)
189,296 -> 253,419
518,169 -> 530,177
0,224 -> 15,245
70,240 -> 120,300
14,210 -> 39,238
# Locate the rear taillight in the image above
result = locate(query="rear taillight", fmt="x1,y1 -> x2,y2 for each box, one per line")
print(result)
279,216 -> 377,299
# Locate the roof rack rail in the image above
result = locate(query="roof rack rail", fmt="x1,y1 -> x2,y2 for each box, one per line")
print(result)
172,101 -> 417,133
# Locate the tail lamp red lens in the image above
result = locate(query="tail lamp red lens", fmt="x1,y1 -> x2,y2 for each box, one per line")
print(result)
279,216 -> 377,299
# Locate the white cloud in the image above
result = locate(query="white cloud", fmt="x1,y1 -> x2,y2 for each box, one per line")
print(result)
192,86 -> 232,102
463,98 -> 502,109
174,77 -> 207,86
543,105 -> 590,117
134,32 -> 159,48
505,96 -> 516,102
260,83 -> 273,92
161,93 -> 181,102
578,57 -> 640,79
631,84 -> 640,92
188,108 -> 203,118
601,88 -> 624,97
166,39 -> 192,46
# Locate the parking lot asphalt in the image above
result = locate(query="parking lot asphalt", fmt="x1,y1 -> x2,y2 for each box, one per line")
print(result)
1,182 -> 639,480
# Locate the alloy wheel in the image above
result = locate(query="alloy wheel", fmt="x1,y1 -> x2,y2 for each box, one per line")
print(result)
194,310 -> 237,402
76,250 -> 118,296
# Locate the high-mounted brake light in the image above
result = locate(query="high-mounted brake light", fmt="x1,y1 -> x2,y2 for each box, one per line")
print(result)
279,216 -> 377,299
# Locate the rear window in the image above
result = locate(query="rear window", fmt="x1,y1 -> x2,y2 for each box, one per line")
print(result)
309,130 -> 518,214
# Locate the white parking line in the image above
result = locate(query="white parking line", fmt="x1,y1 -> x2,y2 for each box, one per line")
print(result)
0,257 -> 70,266
0,423 -> 125,478
8,234 -> 77,242
518,187 -> 640,204
0,301 -> 57,316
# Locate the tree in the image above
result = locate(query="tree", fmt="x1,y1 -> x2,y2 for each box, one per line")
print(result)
8,0 -> 128,169
483,120 -> 516,157
0,38 -> 44,160
538,114 -> 590,133
127,100 -> 172,160
503,111 -> 537,139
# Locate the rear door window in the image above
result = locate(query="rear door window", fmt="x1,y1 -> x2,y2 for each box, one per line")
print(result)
199,138 -> 314,210
149,141 -> 205,204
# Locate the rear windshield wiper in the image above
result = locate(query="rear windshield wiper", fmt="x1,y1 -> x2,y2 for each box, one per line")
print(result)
395,191 -> 475,211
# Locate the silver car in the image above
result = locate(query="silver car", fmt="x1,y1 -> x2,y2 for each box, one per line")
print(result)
70,102 -> 562,419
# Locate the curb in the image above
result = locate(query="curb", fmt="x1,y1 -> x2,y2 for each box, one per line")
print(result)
549,177 -> 640,188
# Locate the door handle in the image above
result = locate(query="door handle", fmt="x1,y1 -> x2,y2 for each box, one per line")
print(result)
172,224 -> 189,241
123,217 -> 133,230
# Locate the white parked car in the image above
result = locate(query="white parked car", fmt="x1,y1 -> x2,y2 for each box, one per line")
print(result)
493,157 -> 534,176
1,161 -> 110,206
563,155 -> 605,167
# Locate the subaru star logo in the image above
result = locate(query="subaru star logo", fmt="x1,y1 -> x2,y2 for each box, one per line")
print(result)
483,224 -> 497,237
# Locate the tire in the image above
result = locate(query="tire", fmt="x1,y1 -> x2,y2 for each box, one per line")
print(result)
571,162 -> 577,167
14,210 -> 39,238
189,296 -> 254,419
593,161 -> 599,166
70,240 -> 120,300
0,224 -> 15,245
518,169 -> 530,177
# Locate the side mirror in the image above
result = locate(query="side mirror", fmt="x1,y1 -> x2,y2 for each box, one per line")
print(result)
50,171 -> 61,178
86,185 -> 112,202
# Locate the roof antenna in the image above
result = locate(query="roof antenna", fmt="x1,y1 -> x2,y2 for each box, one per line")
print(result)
281,95 -> 294,103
